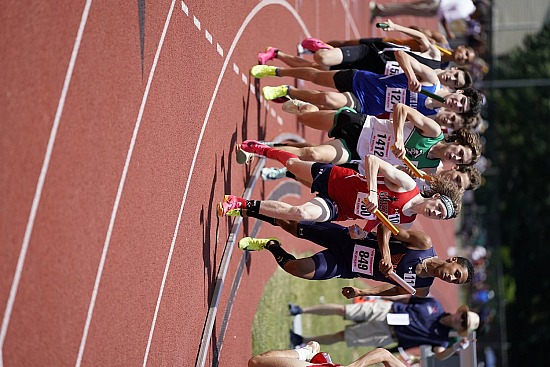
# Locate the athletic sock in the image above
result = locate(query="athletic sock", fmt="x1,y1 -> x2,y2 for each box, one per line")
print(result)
245,200 -> 261,213
264,148 -> 298,166
266,242 -> 296,268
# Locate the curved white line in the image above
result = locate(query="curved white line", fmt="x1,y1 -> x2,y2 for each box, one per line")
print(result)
340,0 -> 361,38
0,1 -> 93,364
74,2 -> 177,366
143,1 -> 312,366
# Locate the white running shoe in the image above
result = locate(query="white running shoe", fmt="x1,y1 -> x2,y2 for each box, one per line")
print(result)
261,167 -> 288,181
282,99 -> 314,114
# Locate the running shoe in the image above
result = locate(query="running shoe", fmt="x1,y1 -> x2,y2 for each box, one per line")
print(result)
241,140 -> 270,156
290,330 -> 304,348
236,144 -> 255,165
297,43 -> 313,55
301,38 -> 333,52
217,195 -> 243,217
238,237 -> 280,251
250,65 -> 278,78
262,85 -> 289,100
225,208 -> 242,217
261,167 -> 288,181
288,303 -> 303,316
258,47 -> 278,64
282,99 -> 314,114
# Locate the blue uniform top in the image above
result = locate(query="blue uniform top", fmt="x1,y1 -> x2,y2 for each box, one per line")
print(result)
392,297 -> 451,349
351,71 -> 439,117
296,221 -> 436,291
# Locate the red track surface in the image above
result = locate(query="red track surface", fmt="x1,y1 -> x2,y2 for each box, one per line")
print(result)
1,1 -> 454,366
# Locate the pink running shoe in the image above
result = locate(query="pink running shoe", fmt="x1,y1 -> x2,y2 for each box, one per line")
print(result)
217,195 -> 243,217
241,140 -> 270,156
258,47 -> 278,65
301,38 -> 333,52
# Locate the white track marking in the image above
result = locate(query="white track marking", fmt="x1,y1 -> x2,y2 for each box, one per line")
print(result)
205,30 -> 212,44
74,2 -> 177,366
0,1 -> 93,364
193,16 -> 201,30
340,0 -> 361,38
216,43 -> 224,57
181,1 -> 188,16
142,1 -> 311,366
241,72 -> 248,85
233,63 -> 239,75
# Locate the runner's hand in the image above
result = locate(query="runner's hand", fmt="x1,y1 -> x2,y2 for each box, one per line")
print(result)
379,258 -> 393,276
408,77 -> 422,93
383,19 -> 396,31
363,192 -> 378,213
349,224 -> 367,240
391,142 -> 405,159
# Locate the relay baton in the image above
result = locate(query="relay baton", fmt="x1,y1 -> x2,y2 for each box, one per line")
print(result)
401,156 -> 424,179
388,271 -> 416,295
420,89 -> 445,103
401,156 -> 433,181
374,209 -> 399,235
376,22 -> 389,29
435,45 -> 453,56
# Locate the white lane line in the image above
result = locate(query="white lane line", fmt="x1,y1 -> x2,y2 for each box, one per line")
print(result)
205,30 -> 212,44
181,1 -> 188,16
216,43 -> 224,57
193,16 -> 201,30
340,0 -> 361,38
232,63 -> 239,75
241,72 -> 248,85
74,1 -> 177,366
142,1 -> 311,365
0,0 -> 93,363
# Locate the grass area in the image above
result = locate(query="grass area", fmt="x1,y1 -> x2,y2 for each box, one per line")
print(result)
251,259 -> 377,364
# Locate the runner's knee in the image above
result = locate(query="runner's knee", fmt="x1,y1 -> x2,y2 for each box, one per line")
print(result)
300,147 -> 329,162
313,49 -> 336,66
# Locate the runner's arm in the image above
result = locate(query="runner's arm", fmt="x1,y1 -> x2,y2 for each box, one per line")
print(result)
364,155 -> 416,192
378,223 -> 433,251
383,19 -> 440,59
393,103 -> 442,138
346,348 -> 407,367
394,50 -> 439,89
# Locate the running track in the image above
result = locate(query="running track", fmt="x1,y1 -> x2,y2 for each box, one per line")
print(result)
1,1 -> 455,366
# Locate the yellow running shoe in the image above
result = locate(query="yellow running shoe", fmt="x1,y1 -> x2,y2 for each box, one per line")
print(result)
251,65 -> 278,78
238,237 -> 280,251
262,85 -> 289,100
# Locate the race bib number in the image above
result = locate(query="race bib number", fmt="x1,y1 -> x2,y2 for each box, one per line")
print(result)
354,192 -> 376,220
385,87 -> 407,112
351,245 -> 375,275
384,61 -> 403,76
403,272 -> 417,287
370,130 -> 391,159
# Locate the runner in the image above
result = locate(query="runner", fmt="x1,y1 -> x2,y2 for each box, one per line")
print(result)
237,219 -> 474,297
218,144 -> 463,231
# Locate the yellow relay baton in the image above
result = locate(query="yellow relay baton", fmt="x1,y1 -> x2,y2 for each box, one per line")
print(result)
436,44 -> 453,56
374,209 -> 400,235
401,156 -> 433,181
